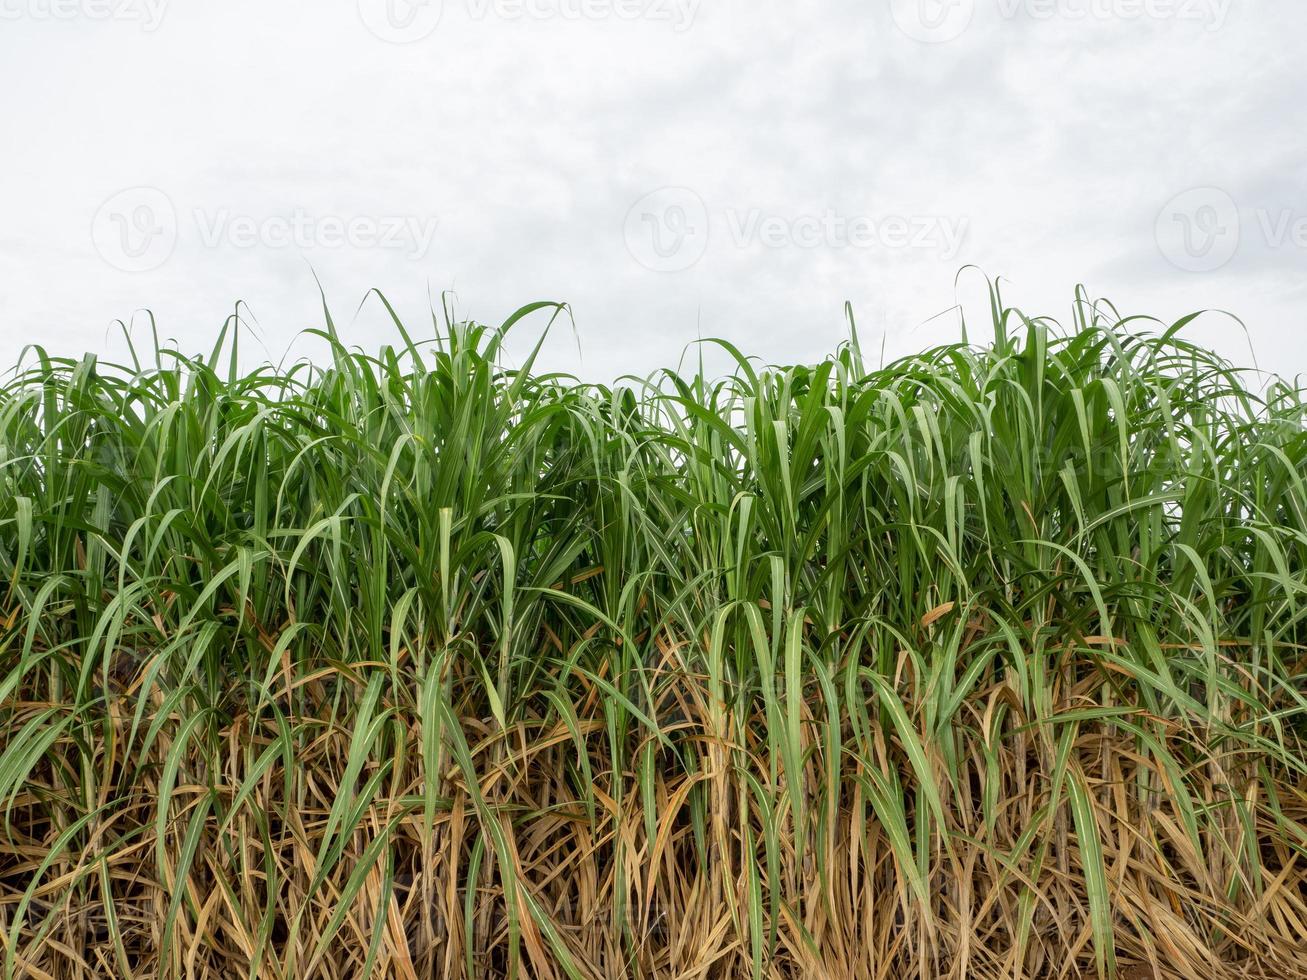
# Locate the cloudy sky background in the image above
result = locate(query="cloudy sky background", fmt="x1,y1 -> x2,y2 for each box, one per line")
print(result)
1,0 -> 1303,380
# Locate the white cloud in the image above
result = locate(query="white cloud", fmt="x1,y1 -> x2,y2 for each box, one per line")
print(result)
0,0 -> 1302,380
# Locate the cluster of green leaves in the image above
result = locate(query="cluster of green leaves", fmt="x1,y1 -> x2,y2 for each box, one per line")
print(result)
1,283 -> 1305,978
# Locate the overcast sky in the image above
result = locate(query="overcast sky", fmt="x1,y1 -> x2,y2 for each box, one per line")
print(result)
2,0 -> 1304,381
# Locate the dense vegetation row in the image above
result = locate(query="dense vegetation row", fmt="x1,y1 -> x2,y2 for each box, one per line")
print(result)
1,285 -> 1305,978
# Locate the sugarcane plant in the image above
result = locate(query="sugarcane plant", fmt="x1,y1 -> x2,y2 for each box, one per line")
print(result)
0,281 -> 1305,978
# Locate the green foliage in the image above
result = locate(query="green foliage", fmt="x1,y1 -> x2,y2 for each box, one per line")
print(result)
1,282 -> 1305,978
